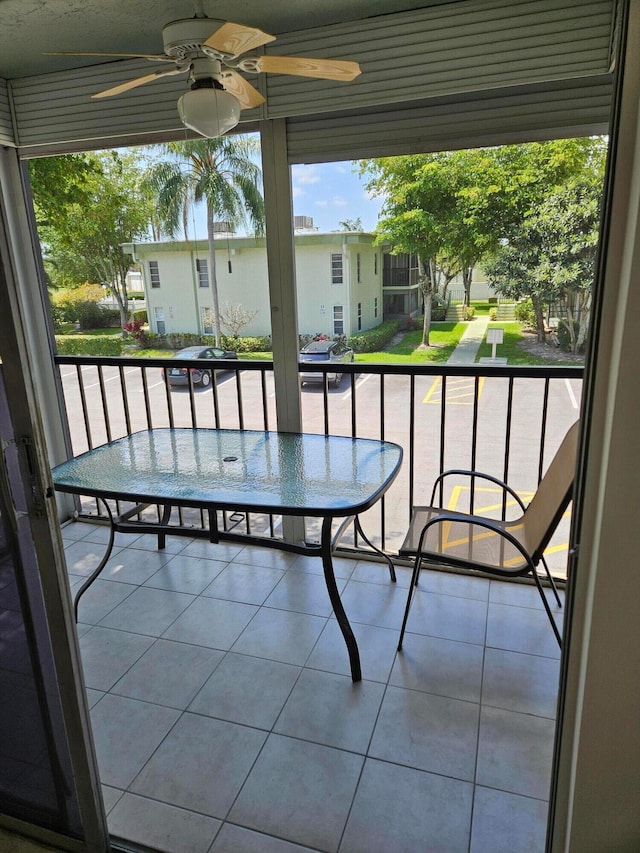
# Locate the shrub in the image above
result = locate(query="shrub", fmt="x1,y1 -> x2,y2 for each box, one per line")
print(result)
514,299 -> 536,328
489,307 -> 498,321
132,309 -> 148,324
220,335 -> 271,353
51,283 -> 109,330
134,331 -> 272,353
431,295 -> 448,321
102,308 -> 122,328
123,319 -> 146,343
347,320 -> 400,353
464,305 -> 475,320
557,320 -> 584,353
55,335 -> 123,356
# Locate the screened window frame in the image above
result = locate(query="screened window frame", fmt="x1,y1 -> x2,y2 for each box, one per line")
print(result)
196,258 -> 209,288
331,252 -> 343,285
333,304 -> 344,335
154,306 -> 166,335
149,260 -> 161,289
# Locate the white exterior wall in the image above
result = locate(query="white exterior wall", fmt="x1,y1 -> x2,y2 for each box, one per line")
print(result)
346,244 -> 383,333
215,247 -> 271,335
295,241 -> 349,337
138,235 -> 382,339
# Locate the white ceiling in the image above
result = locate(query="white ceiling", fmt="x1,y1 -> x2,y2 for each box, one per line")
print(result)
0,0 -> 453,80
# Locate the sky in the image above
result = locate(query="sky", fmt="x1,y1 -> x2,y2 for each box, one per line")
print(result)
290,161 -> 384,232
186,158 -> 384,240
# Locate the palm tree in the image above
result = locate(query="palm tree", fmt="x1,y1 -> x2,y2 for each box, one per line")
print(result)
144,136 -> 264,345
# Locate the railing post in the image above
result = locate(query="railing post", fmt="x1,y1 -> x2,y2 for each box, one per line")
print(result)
260,118 -> 306,545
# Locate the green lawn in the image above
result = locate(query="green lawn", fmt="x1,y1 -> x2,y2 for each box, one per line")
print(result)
445,299 -> 495,316
358,322 -> 466,363
474,323 -> 579,365
56,324 -> 122,336
126,348 -> 174,358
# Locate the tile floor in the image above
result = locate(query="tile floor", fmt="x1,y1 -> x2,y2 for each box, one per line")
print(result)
62,520 -> 563,853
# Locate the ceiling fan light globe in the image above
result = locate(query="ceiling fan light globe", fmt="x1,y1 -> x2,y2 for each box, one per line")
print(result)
177,87 -> 240,138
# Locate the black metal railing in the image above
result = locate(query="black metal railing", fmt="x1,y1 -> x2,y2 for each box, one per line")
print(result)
54,354 -> 583,575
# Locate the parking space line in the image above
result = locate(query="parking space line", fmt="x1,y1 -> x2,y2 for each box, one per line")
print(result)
423,376 -> 484,405
564,378 -> 579,409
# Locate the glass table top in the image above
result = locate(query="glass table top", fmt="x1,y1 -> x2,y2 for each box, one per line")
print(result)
52,428 -> 403,517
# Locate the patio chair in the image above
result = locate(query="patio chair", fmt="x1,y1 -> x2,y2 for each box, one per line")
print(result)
397,420 -> 580,650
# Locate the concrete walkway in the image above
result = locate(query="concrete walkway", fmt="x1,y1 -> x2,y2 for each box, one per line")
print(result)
446,315 -> 490,365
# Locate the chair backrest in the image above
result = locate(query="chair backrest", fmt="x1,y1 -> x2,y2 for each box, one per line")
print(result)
522,420 -> 580,559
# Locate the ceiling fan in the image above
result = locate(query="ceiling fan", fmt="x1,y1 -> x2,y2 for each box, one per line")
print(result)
47,14 -> 361,138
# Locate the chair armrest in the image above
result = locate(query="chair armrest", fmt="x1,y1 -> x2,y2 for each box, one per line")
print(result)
429,468 -> 528,513
411,511 -> 535,572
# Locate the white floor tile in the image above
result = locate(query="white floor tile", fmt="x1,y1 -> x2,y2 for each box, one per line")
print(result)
391,632 -> 484,703
369,685 -> 480,781
229,734 -> 363,852
131,713 -> 267,820
341,758 -> 473,852
274,669 -> 385,753
470,786 -> 547,853
231,607 -> 326,666
112,639 -> 224,709
144,553 -> 228,595
476,705 -> 555,800
482,647 -> 560,717
89,694 -> 180,789
188,653 -> 300,729
108,792 -> 221,853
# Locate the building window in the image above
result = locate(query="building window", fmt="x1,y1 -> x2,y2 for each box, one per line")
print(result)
201,306 -> 213,334
374,253 -> 378,275
149,260 -> 161,288
154,306 -> 166,335
357,253 -> 361,283
333,305 -> 344,335
357,302 -> 362,331
196,259 -> 209,288
331,253 -> 343,285
374,297 -> 378,318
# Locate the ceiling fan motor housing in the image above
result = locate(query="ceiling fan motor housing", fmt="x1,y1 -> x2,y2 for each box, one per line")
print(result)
162,18 -> 226,59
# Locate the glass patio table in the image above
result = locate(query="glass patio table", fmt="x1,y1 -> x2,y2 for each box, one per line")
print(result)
52,427 -> 403,681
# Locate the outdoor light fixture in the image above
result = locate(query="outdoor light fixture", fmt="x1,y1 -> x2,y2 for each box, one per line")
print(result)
177,79 -> 241,138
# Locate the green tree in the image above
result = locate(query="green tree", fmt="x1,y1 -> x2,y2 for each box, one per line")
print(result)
144,136 -> 264,346
361,154 -> 457,346
28,153 -> 99,232
487,173 -> 603,349
338,217 -> 363,231
37,150 -> 154,328
360,138 -> 605,343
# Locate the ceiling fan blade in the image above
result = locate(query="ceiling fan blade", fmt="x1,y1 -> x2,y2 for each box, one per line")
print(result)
91,66 -> 185,99
220,71 -> 265,109
255,55 -> 361,82
45,51 -> 171,62
204,22 -> 276,57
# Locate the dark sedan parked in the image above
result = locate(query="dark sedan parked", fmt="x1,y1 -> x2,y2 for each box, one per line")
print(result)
164,345 -> 238,387
299,339 -> 354,387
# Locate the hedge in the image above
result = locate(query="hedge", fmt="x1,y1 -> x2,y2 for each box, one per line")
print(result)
348,320 -> 400,353
132,309 -> 148,324
55,335 -> 124,356
136,331 -> 272,353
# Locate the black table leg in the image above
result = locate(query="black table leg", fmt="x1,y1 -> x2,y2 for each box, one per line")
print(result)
321,515 -> 361,682
72,498 -> 115,622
